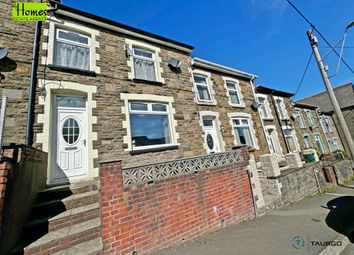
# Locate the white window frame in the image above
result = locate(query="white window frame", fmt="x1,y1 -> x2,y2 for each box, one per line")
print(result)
313,133 -> 325,154
274,96 -> 289,120
223,77 -> 245,107
305,110 -> 316,127
193,72 -> 215,104
257,94 -> 273,120
131,47 -> 158,82
121,93 -> 178,151
43,18 -> 100,73
128,101 -> 173,150
54,28 -> 92,70
294,108 -> 306,128
332,137 -> 340,151
125,38 -> 165,83
319,116 -> 328,133
324,116 -> 334,132
282,126 -> 300,152
265,125 -> 282,154
229,115 -> 258,149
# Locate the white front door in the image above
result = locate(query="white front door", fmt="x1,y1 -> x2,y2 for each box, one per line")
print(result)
52,96 -> 88,184
202,117 -> 222,154
266,128 -> 280,154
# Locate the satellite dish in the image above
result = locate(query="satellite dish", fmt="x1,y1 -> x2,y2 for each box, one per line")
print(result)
0,48 -> 8,60
251,101 -> 261,109
169,58 -> 182,69
291,113 -> 299,119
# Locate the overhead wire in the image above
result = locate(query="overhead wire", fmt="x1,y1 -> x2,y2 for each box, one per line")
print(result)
285,0 -> 354,74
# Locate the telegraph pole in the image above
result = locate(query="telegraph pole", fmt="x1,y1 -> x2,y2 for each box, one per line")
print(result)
307,29 -> 354,160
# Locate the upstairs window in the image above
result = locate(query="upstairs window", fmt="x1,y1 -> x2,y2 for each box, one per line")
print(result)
54,29 -> 91,70
132,48 -> 157,81
319,116 -> 328,132
226,81 -> 242,106
295,109 -> 306,128
258,96 -> 272,119
305,110 -> 315,127
274,97 -> 288,120
231,117 -> 255,148
129,102 -> 173,149
193,74 -> 212,102
325,116 -> 334,132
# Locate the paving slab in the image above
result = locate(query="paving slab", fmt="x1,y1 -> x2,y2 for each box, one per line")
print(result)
153,183 -> 354,255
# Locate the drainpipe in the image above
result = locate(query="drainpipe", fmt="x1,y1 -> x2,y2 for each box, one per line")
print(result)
25,19 -> 42,146
270,91 -> 290,154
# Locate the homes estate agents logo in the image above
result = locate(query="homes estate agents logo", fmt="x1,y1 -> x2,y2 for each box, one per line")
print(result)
12,2 -> 47,21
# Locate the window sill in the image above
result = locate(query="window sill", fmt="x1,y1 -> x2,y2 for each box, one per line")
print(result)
197,101 -> 217,106
262,117 -> 274,121
130,145 -> 178,155
133,78 -> 164,86
47,64 -> 97,77
230,104 -> 246,108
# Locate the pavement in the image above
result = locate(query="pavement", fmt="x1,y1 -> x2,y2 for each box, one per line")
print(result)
153,183 -> 354,255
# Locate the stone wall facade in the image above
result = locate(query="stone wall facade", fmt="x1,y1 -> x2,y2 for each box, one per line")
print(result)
0,0 -> 36,144
100,148 -> 254,255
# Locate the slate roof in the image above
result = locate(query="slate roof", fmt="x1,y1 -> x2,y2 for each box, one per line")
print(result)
297,83 -> 354,112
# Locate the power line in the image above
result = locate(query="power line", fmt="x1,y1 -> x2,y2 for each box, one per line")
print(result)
294,51 -> 313,96
286,0 -> 354,74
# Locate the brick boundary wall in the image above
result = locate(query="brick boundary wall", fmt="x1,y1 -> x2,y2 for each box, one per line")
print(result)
100,151 -> 254,255
0,159 -> 11,237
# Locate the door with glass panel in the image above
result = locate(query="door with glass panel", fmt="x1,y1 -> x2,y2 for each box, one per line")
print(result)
266,128 -> 280,154
52,96 -> 88,183
202,117 -> 222,154
314,134 -> 325,154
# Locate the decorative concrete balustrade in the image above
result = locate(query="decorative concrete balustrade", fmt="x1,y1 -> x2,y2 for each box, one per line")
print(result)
122,148 -> 245,187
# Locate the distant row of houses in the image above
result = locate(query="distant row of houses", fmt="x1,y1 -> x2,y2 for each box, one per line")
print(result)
1,0 -> 353,185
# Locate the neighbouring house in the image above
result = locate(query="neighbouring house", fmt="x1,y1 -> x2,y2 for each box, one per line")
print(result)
317,111 -> 344,153
292,102 -> 330,155
298,82 -> 354,153
255,85 -> 301,156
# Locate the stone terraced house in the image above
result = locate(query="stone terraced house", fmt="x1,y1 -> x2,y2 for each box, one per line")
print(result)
0,1 -> 351,254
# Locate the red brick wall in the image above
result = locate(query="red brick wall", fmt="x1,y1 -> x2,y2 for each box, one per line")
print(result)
100,156 -> 254,255
0,160 -> 11,235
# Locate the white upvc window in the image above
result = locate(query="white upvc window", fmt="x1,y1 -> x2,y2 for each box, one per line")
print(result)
332,137 -> 340,151
193,74 -> 213,103
231,117 -> 255,148
324,116 -> 334,132
283,126 -> 299,152
54,28 -> 91,70
257,95 -> 272,119
314,134 -> 325,154
225,80 -> 242,106
304,134 -> 312,149
132,47 -> 157,81
274,97 -> 289,120
295,108 -> 306,128
305,110 -> 316,127
128,101 -> 174,149
319,116 -> 328,133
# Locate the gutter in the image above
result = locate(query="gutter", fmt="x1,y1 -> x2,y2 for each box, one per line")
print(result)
192,57 -> 258,79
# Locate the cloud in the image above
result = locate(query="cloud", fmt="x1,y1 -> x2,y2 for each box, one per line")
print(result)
250,0 -> 288,19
